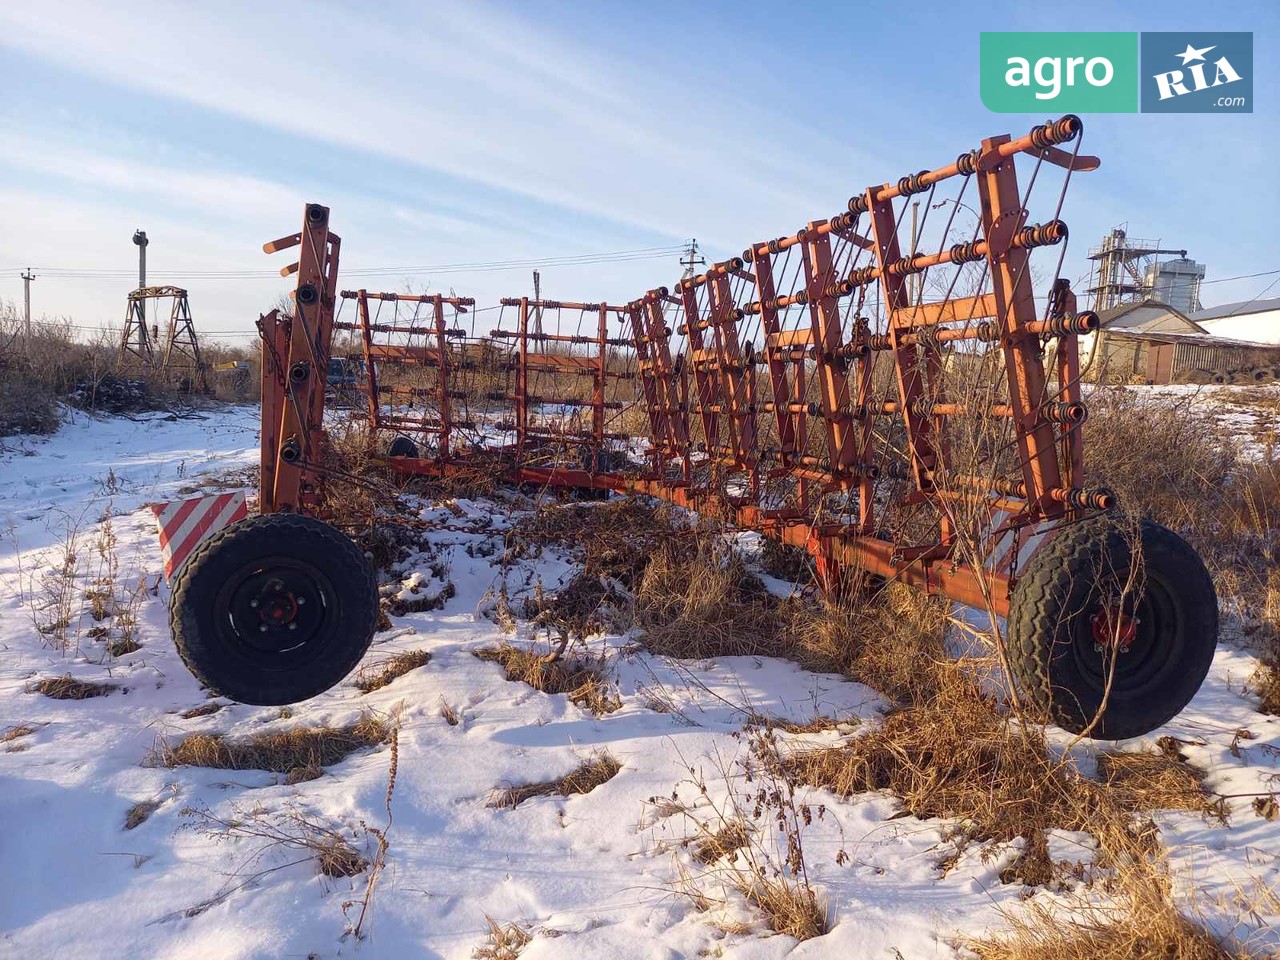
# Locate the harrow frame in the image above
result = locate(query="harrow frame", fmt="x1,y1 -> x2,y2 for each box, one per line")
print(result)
166,114 -> 1219,736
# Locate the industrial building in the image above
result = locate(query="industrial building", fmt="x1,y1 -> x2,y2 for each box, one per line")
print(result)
1080,300 -> 1280,384
1191,296 -> 1280,345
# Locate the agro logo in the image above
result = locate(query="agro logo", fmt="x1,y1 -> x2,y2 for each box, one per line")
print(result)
1151,42 -> 1243,101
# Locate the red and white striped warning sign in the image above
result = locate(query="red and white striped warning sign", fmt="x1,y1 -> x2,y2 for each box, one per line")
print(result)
149,491 -> 248,580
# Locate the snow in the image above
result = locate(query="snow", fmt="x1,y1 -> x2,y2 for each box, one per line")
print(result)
2,405 -> 1279,959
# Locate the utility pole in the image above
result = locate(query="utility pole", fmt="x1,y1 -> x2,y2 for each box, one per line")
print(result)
532,269 -> 543,337
680,238 -> 705,280
20,268 -> 34,339
133,229 -> 149,330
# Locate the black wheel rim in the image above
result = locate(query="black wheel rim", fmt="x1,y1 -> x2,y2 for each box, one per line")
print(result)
214,556 -> 337,670
1069,573 -> 1182,701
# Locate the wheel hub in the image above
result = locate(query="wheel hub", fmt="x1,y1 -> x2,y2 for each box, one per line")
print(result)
1091,605 -> 1139,653
223,561 -> 330,658
253,579 -> 301,629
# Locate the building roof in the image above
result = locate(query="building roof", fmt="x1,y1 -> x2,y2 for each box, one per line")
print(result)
1101,327 -> 1280,352
1096,299 -> 1204,333
1190,296 -> 1280,322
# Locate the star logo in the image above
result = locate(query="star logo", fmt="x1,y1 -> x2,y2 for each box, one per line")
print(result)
1176,43 -> 1215,65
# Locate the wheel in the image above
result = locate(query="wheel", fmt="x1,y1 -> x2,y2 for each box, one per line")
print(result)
1007,517 -> 1217,739
387,435 -> 419,458
170,514 -> 379,705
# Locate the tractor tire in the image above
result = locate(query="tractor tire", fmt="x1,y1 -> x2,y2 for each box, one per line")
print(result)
170,513 -> 378,705
388,435 -> 419,458
1007,516 -> 1217,740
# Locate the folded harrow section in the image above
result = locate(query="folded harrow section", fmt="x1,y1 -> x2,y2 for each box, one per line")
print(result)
168,115 -> 1218,739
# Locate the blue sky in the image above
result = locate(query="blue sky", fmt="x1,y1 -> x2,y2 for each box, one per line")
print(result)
1,1 -> 1276,340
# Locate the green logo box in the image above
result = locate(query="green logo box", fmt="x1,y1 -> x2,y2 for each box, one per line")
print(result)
981,32 -> 1139,113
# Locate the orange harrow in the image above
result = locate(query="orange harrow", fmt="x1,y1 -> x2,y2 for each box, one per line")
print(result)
166,115 -> 1218,739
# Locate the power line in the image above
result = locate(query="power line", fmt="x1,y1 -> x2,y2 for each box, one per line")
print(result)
0,244 -> 688,282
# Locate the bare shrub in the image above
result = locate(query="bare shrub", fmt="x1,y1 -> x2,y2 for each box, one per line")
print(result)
354,649 -> 431,693
663,732 -> 828,941
188,804 -> 369,878
1084,388 -> 1237,535
508,497 -> 679,588
521,571 -> 629,639
28,675 -> 117,700
488,752 -> 621,809
29,517 -> 86,655
150,713 -> 391,772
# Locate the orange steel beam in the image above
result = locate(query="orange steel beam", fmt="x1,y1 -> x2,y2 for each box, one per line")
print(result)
263,203 -> 338,513
256,308 -> 287,512
975,134 -> 1065,515
678,278 -> 722,461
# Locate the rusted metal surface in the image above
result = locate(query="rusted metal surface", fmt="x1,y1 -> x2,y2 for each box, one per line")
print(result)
258,115 -> 1111,618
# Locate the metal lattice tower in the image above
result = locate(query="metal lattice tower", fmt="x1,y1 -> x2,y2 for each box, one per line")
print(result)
119,285 -> 208,390
1086,226 -> 1190,312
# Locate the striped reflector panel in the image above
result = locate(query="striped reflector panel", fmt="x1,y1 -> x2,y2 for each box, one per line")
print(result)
149,491 -> 248,580
980,507 -> 1062,579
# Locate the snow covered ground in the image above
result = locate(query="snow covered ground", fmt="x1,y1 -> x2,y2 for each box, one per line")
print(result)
1,402 -> 1279,959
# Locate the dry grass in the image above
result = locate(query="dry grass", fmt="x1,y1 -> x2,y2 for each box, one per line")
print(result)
1096,749 -> 1223,820
27,674 -> 117,700
736,875 -> 827,941
1253,568 -> 1280,715
106,636 -> 141,657
635,538 -> 781,658
2,723 -> 37,743
509,497 -> 679,589
745,713 -> 851,735
150,713 -> 391,772
473,916 -> 532,960
474,640 -> 619,715
354,649 -> 431,693
691,820 -> 751,865
967,870 -> 1251,960
124,799 -> 161,830
488,752 -> 621,809
180,701 -> 223,719
778,664 -> 1218,875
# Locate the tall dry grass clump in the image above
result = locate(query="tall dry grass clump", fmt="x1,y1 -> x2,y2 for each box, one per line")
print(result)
1085,387 -> 1280,714
635,538 -> 781,658
966,868 -> 1253,960
151,713 -> 392,772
